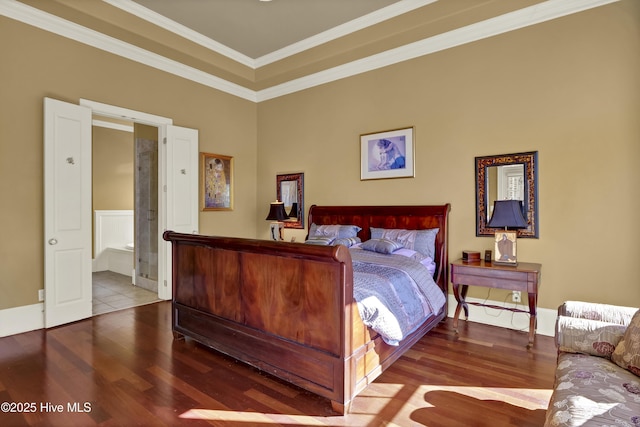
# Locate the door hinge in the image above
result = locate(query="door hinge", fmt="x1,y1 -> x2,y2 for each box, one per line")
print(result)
163,184 -> 167,192
164,280 -> 168,288
163,137 -> 167,144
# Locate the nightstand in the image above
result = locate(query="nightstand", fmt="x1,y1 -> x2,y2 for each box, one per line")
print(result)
450,259 -> 541,347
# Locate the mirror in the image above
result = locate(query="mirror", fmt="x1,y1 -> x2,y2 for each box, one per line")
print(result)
276,172 -> 304,229
476,152 -> 538,238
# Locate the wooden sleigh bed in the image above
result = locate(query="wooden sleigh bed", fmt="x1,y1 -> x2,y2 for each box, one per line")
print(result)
163,204 -> 450,414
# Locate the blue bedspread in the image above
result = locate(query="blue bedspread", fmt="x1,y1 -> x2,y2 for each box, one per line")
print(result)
350,249 -> 446,345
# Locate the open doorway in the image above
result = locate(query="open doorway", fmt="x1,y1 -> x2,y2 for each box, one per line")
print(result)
44,97 -> 198,327
91,119 -> 160,315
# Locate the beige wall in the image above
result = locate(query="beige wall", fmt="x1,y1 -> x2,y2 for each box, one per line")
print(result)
0,2 -> 638,314
0,17 -> 257,310
257,2 -> 640,310
92,126 -> 134,210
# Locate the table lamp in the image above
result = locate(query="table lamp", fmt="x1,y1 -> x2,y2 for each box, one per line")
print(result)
265,200 -> 287,240
487,200 -> 528,266
287,202 -> 298,219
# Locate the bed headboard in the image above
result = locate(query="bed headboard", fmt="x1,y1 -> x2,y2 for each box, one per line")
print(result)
307,204 -> 451,292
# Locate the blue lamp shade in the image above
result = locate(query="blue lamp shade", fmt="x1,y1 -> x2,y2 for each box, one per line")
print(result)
265,201 -> 287,221
488,200 -> 528,229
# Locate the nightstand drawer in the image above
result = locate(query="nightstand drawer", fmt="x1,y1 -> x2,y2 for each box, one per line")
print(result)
452,265 -> 538,291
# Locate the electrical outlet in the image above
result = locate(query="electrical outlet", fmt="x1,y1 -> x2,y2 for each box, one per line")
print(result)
512,291 -> 521,303
38,289 -> 44,302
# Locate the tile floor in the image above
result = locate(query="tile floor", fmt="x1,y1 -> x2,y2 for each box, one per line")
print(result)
92,271 -> 160,315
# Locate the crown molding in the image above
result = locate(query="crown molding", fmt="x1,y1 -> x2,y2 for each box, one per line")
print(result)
253,0 -> 438,67
0,0 -> 257,102
103,0 -> 256,68
104,0 -> 438,69
0,0 -> 620,103
256,0 -> 620,101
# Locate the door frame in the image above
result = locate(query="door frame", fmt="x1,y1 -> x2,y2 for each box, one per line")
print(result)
80,99 -> 174,300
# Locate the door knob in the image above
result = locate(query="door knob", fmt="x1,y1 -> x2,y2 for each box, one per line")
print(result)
48,238 -> 58,245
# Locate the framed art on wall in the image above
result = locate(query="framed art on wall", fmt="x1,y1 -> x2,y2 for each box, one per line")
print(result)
201,153 -> 233,210
360,127 -> 414,180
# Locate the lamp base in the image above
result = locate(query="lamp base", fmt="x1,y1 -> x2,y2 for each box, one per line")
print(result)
492,259 -> 518,267
493,231 -> 518,266
269,222 -> 284,241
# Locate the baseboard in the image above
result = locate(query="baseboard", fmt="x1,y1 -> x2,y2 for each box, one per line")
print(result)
1,296 -> 556,339
447,296 -> 557,337
0,303 -> 44,337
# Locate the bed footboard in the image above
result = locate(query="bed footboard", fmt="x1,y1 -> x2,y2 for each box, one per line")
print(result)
163,232 -> 355,409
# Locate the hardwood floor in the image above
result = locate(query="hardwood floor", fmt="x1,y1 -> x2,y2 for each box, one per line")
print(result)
0,301 -> 556,426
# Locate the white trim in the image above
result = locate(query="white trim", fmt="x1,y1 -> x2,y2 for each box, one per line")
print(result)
447,296 -> 557,338
254,0 -> 438,67
0,296 -> 557,338
0,0 -> 257,102
92,119 -> 134,133
0,303 -> 44,338
256,0 -> 620,101
0,0 -> 618,102
104,0 -> 438,68
103,0 -> 256,68
80,99 -> 173,125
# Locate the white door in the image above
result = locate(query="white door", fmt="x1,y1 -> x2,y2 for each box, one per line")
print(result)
44,98 -> 92,327
159,125 -> 199,300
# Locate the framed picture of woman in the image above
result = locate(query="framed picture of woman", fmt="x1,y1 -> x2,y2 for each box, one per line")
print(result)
201,153 -> 233,211
360,127 -> 415,180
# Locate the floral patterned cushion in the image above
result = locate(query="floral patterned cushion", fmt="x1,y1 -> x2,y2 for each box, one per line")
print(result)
612,309 -> 640,377
556,316 -> 627,358
545,353 -> 640,426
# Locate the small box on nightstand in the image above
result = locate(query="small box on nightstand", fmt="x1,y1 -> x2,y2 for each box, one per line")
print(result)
462,250 -> 480,262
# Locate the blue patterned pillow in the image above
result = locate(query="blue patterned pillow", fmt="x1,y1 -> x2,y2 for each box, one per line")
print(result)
370,227 -> 439,259
360,238 -> 404,254
334,237 -> 361,247
304,236 -> 335,245
309,223 -> 362,239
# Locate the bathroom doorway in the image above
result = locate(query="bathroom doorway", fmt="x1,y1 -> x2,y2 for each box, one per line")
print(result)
91,120 -> 160,314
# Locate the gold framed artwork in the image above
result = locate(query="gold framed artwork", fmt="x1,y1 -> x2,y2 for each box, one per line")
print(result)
360,127 -> 415,180
201,153 -> 233,211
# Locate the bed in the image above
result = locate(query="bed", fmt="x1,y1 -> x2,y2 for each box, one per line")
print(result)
163,204 -> 450,414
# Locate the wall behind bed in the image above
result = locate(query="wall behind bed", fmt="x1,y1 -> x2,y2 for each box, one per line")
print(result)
256,1 -> 640,312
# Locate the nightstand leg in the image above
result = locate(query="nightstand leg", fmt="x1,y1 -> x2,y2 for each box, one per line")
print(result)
452,284 -> 469,333
527,291 -> 537,348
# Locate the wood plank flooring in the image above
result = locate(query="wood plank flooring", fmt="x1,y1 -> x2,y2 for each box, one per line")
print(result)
0,301 -> 556,426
